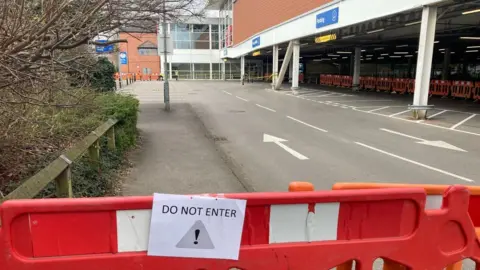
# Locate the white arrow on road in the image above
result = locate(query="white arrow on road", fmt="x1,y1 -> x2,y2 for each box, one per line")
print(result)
263,134 -> 309,160
380,128 -> 467,152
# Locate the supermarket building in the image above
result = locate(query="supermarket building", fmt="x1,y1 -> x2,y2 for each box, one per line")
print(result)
212,0 -> 479,117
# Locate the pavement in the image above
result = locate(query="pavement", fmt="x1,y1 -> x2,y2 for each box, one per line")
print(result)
118,81 -> 246,195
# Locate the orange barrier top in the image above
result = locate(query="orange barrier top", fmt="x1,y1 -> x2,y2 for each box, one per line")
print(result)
333,182 -> 480,233
332,182 -> 480,195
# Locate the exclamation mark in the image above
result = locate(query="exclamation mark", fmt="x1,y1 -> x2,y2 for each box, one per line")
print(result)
194,229 -> 200,245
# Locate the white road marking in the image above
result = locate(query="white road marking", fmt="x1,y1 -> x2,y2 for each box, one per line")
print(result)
263,134 -> 309,160
417,110 -> 448,123
308,94 -> 337,97
355,142 -> 474,182
389,109 -> 410,117
331,100 -> 393,103
236,96 -> 249,102
272,86 -> 480,138
223,90 -> 232,95
380,128 -> 466,152
256,104 -> 276,112
368,106 -> 390,112
353,107 -> 480,137
428,110 -> 448,119
450,114 -> 477,130
287,116 -> 328,133
380,128 -> 421,141
301,91 -> 331,96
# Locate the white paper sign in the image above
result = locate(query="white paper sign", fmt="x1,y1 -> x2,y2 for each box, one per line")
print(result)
147,193 -> 247,260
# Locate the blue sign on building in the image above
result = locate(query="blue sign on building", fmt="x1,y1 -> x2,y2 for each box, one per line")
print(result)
119,52 -> 128,65
252,36 -> 261,48
95,40 -> 114,53
316,7 -> 339,29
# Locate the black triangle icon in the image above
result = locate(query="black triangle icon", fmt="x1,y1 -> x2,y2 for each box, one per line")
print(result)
176,220 -> 215,249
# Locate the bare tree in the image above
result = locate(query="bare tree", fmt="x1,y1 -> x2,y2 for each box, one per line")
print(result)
0,0 -> 204,97
0,0 -> 206,184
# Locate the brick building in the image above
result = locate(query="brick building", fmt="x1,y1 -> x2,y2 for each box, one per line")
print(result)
117,31 -> 161,76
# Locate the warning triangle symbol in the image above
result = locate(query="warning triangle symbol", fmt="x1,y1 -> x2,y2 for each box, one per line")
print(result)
176,220 -> 215,249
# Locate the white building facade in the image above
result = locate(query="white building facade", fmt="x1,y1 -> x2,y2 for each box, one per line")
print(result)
165,12 -> 241,80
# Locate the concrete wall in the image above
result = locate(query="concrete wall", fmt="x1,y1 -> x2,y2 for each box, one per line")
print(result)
233,0 -> 332,45
167,49 -> 221,64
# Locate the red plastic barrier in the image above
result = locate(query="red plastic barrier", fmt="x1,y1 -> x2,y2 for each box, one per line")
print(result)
1,187 -> 480,270
451,81 -> 474,99
474,82 -> 480,102
359,76 -> 366,89
332,75 -> 342,87
392,78 -> 408,94
407,79 -> 415,94
321,74 -> 333,85
429,80 -> 451,97
340,76 -> 352,88
319,74 -> 327,85
376,77 -> 392,92
364,76 -> 377,90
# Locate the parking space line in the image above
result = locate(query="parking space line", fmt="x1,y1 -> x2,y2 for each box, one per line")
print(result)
308,94 -> 338,97
389,109 -> 410,117
287,116 -> 328,133
417,110 -> 448,123
350,105 -> 480,137
329,100 -> 393,103
236,96 -> 249,102
355,142 -> 475,183
223,90 -> 232,95
256,104 -> 276,112
428,110 -> 448,119
368,106 -> 390,112
450,114 -> 477,130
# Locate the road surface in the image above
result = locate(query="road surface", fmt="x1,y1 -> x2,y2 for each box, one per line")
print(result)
184,81 -> 479,191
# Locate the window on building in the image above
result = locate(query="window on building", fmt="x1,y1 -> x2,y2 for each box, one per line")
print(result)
172,23 -> 191,49
212,63 -> 222,79
194,63 -> 210,79
219,0 -> 233,48
172,63 -> 193,79
192,24 -> 209,33
191,24 -> 210,49
171,23 -> 211,50
138,41 -> 158,56
212,27 -> 219,49
142,68 -> 152,74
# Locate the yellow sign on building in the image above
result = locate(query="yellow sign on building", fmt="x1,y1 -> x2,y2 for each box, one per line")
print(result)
252,51 -> 261,56
315,33 -> 337,43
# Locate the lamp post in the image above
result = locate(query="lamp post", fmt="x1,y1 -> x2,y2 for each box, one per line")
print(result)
162,0 -> 170,111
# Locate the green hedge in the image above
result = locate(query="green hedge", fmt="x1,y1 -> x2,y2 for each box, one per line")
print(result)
66,93 -> 139,197
3,92 -> 139,198
90,57 -> 116,92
